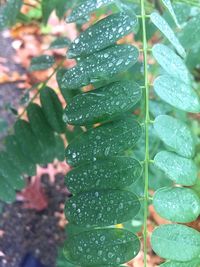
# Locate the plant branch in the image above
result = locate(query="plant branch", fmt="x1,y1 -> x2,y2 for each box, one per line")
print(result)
141,0 -> 150,266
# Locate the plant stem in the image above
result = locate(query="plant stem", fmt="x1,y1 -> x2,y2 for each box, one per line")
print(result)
140,0 -> 150,266
18,59 -> 64,119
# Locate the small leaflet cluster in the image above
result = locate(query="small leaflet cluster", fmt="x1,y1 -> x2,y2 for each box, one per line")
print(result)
0,87 -> 65,202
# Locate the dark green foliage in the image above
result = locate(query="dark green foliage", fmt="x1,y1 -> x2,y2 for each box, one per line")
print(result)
63,80 -> 141,125
65,156 -> 142,194
40,87 -> 66,133
64,228 -> 140,266
65,117 -> 142,166
29,55 -> 55,71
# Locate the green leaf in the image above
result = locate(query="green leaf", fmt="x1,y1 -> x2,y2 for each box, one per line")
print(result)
0,0 -> 22,30
29,55 -> 55,71
67,0 -> 115,22
65,156 -> 142,194
0,176 -> 15,203
154,115 -> 195,158
150,12 -> 186,58
153,187 -> 200,223
0,152 -> 25,190
160,258 -> 200,267
65,116 -> 142,166
65,189 -> 140,227
5,135 -> 36,176
154,75 -> 200,113
64,228 -> 140,265
151,224 -> 200,261
68,12 -> 138,58
60,44 -> 139,90
40,87 -> 66,133
154,151 -> 197,186
54,135 -> 65,161
152,44 -> 190,84
179,15 -> 200,49
161,0 -> 180,27
42,0 -> 56,24
49,37 -> 71,49
14,119 -> 44,164
63,80 -> 141,125
27,103 -> 57,163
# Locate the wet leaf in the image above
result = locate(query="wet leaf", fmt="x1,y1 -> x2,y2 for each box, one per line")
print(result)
154,151 -> 197,186
154,115 -> 195,158
153,187 -> 200,223
63,80 -> 141,125
179,15 -> 200,49
60,44 -> 139,90
29,55 -> 55,71
161,0 -> 180,27
67,0 -> 115,22
65,116 -> 142,166
49,37 -> 71,49
68,12 -> 138,58
153,75 -> 200,113
5,135 -> 36,176
65,189 -> 140,227
160,258 -> 200,267
152,44 -> 190,84
40,87 -> 66,133
42,0 -> 57,24
151,224 -> 200,261
0,0 -> 22,30
66,156 -> 142,194
150,12 -> 186,58
64,228 -> 140,265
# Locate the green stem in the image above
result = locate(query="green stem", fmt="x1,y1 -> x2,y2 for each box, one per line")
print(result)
18,59 -> 64,119
141,0 -> 150,266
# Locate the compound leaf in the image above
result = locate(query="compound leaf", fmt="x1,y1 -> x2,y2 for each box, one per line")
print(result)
153,187 -> 200,223
151,224 -> 200,261
64,228 -> 140,265
152,44 -> 190,84
68,12 -> 138,58
150,12 -> 186,58
154,75 -> 200,113
65,116 -> 142,166
29,55 -> 55,71
40,87 -> 66,133
60,45 -> 139,90
154,115 -> 195,158
66,156 -> 142,194
154,151 -> 197,186
67,0 -> 115,22
65,189 -> 140,227
63,80 -> 141,125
